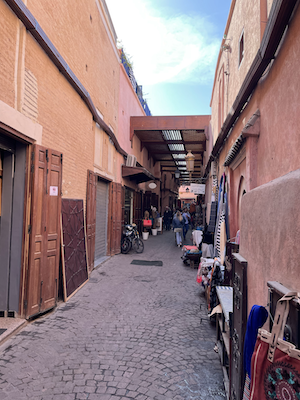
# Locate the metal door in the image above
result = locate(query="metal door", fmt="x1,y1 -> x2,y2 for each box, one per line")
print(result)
95,178 -> 108,261
26,145 -> 62,318
86,170 -> 97,272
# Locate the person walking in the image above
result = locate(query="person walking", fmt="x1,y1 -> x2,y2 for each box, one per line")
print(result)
182,208 -> 191,240
172,210 -> 184,247
163,206 -> 172,231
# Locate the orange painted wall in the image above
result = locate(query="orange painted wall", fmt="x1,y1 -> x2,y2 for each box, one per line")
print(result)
1,0 -> 125,201
27,0 -> 120,136
0,1 -> 18,108
118,65 -> 145,157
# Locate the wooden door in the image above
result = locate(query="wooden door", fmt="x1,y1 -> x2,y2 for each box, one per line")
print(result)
108,182 -> 122,255
26,145 -> 62,318
144,191 -> 151,213
86,170 -> 96,273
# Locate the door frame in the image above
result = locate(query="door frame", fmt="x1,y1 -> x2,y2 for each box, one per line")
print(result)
24,144 -> 62,319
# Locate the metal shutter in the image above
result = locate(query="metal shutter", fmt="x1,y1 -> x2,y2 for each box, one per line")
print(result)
95,179 -> 108,260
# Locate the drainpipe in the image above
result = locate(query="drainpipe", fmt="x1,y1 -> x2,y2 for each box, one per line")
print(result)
4,0 -> 127,158
204,0 -> 299,179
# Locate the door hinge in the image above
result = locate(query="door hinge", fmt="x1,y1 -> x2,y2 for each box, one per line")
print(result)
28,224 -> 31,234
46,149 -> 49,162
60,154 -> 63,164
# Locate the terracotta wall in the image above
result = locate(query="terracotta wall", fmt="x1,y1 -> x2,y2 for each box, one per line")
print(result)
1,0 -> 125,200
23,35 -> 93,200
210,0 -> 261,144
240,169 -> 300,310
27,0 -> 120,136
118,65 -> 146,159
224,2 -> 300,310
255,4 -> 300,185
0,2 -> 18,108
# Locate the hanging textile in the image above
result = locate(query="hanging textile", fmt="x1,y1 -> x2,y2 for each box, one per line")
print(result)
214,174 -> 229,260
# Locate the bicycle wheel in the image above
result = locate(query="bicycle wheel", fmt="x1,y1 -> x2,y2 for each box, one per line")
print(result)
121,237 -> 131,254
132,238 -> 144,253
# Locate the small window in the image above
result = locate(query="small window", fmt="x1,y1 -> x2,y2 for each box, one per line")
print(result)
239,30 -> 244,66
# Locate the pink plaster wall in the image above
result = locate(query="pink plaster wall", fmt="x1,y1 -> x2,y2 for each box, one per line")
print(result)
118,64 -> 160,201
118,65 -> 145,158
220,3 -> 300,258
240,169 -> 300,310
255,4 -> 300,185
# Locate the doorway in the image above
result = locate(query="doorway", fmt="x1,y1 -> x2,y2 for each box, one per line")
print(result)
124,188 -> 133,226
0,133 -> 26,314
95,178 -> 109,263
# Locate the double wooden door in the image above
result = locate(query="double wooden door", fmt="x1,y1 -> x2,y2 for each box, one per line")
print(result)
25,145 -> 62,318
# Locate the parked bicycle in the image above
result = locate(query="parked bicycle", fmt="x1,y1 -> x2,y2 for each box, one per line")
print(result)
121,223 -> 144,254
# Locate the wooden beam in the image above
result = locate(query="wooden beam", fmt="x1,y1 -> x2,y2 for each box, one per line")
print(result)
151,150 -> 203,155
130,115 -> 210,141
140,140 -> 205,145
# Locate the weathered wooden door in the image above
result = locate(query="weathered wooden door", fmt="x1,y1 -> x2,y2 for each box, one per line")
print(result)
86,170 -> 96,273
26,144 -> 62,318
108,182 -> 122,255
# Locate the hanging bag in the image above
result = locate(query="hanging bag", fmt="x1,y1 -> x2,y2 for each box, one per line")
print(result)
249,292 -> 300,400
143,219 -> 152,227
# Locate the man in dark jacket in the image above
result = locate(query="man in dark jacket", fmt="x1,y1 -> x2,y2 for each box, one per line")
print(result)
163,206 -> 172,231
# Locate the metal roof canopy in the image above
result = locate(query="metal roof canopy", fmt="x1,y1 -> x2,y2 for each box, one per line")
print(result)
122,165 -> 157,184
130,116 -> 210,184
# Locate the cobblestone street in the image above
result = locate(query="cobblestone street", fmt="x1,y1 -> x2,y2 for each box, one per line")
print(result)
0,230 -> 225,400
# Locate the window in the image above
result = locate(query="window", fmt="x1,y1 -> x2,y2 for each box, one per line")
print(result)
237,176 -> 246,230
239,30 -> 244,66
218,66 -> 225,133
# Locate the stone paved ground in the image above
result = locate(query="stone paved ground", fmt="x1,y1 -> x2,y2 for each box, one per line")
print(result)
0,229 -> 225,400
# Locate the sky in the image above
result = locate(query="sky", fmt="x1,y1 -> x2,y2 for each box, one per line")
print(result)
105,0 -> 232,117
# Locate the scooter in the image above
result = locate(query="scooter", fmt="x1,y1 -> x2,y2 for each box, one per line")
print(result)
121,223 -> 144,254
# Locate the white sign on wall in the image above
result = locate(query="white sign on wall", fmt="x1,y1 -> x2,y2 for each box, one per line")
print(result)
50,186 -> 58,196
190,183 -> 205,195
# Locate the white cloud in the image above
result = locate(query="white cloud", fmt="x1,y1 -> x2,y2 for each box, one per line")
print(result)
106,0 -> 220,86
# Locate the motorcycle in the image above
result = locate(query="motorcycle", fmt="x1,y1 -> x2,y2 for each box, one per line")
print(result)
121,223 -> 144,254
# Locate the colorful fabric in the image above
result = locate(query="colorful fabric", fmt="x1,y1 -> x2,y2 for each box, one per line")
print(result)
243,372 -> 251,400
249,292 -> 300,400
244,305 -> 268,378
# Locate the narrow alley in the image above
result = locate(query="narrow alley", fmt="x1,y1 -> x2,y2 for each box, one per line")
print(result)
0,229 -> 225,400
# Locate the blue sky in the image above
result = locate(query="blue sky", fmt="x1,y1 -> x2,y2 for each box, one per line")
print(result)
105,0 -> 232,116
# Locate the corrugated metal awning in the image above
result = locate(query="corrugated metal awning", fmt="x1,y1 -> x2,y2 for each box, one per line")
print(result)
122,165 -> 157,184
223,134 -> 246,167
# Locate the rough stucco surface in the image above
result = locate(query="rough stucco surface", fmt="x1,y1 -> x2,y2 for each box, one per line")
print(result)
240,168 -> 300,311
210,0 -> 261,143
